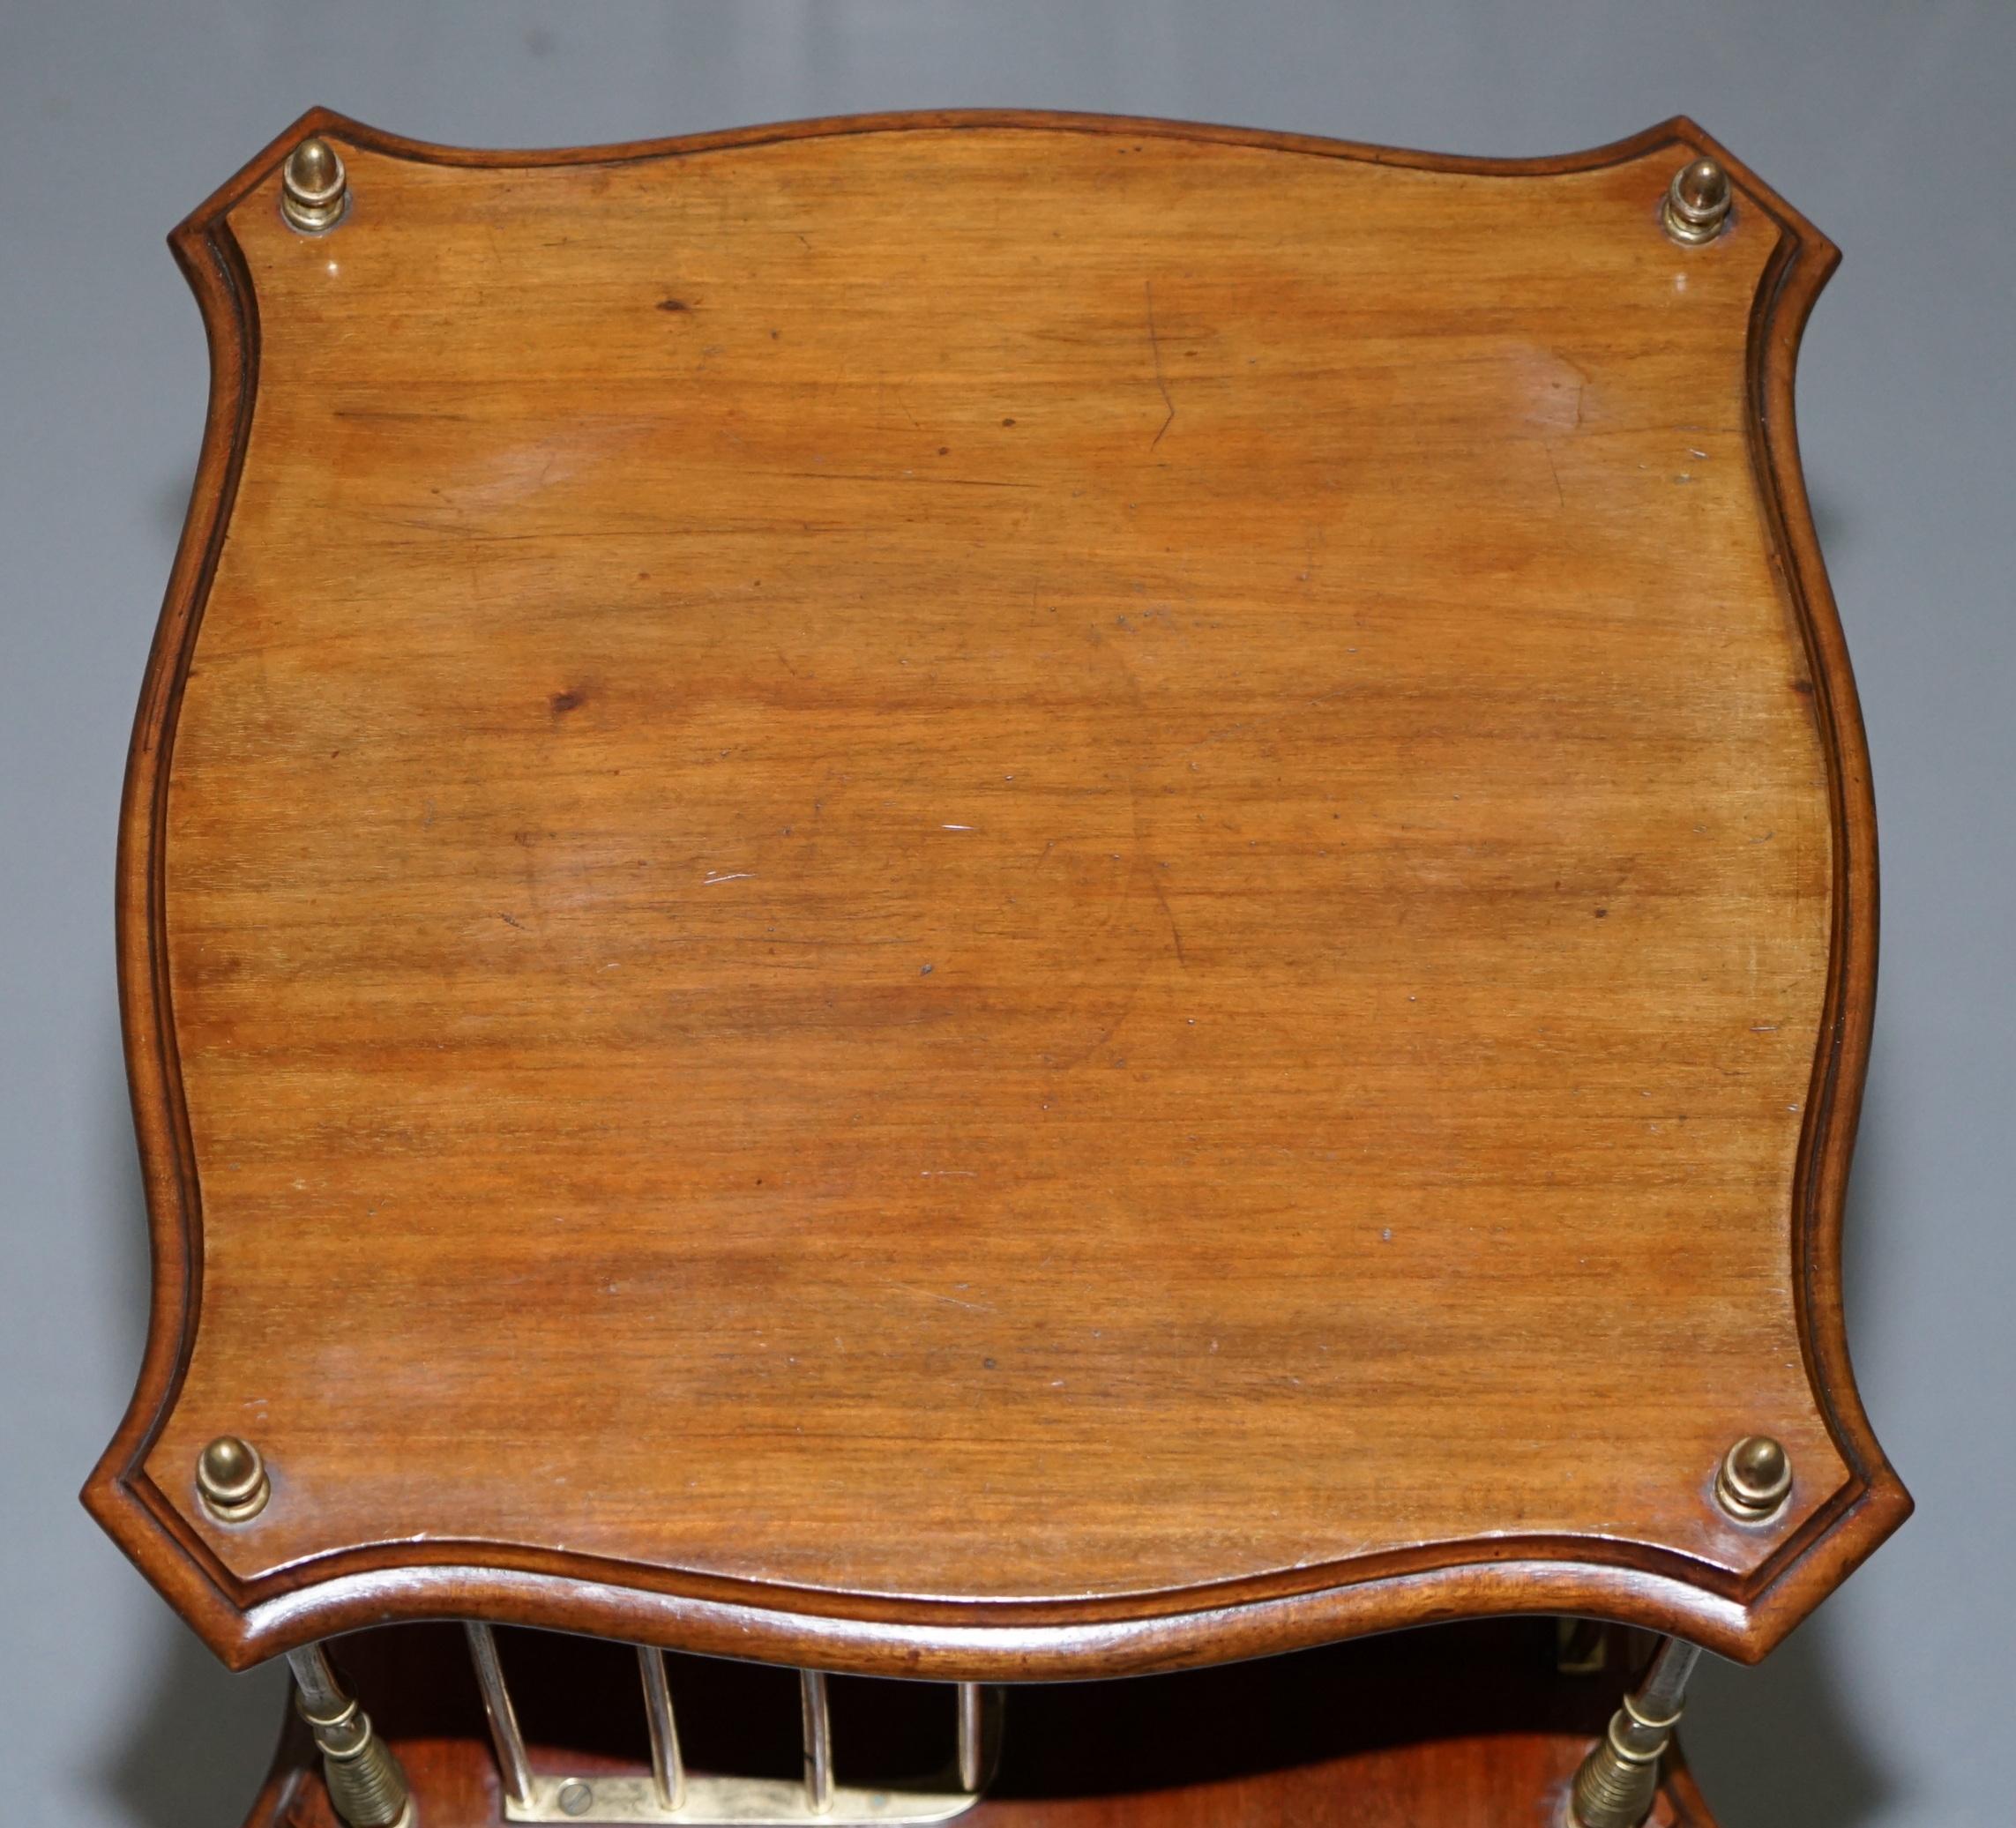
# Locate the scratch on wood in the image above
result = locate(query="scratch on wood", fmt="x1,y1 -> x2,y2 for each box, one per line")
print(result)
1144,281 -> 1176,449
887,1280 -> 993,1313
780,471 -> 1035,490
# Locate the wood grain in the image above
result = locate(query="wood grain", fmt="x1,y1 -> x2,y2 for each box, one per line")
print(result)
85,108 -> 1908,1674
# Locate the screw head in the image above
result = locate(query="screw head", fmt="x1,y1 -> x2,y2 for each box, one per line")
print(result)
1714,1434 -> 1792,1522
556,1779 -> 594,1817
1662,156 -> 1732,245
281,137 -> 348,235
196,1435 -> 270,1523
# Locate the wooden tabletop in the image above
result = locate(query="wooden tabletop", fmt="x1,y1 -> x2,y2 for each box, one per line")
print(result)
86,108 -> 1908,1675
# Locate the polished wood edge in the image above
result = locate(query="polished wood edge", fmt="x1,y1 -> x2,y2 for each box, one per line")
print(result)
81,180 -> 262,1640
1712,124 -> 1915,1592
82,108 -> 1910,1676
183,104 -> 1709,222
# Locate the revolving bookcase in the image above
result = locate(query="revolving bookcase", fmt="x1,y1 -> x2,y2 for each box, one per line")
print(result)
86,107 -> 1908,1827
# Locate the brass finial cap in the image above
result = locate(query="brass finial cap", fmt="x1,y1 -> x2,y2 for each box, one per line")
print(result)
281,137 -> 348,235
1714,1433 -> 1792,1522
197,1434 -> 271,1523
1663,156 -> 1732,245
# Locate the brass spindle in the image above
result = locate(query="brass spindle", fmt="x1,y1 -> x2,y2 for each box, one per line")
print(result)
800,1668 -> 835,1815
637,1644 -> 688,1812
284,1643 -> 412,1828
1567,1635 -> 1702,1828
465,1621 -> 535,1809
956,1683 -> 984,1793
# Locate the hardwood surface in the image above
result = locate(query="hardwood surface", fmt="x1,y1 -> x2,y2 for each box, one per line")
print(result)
244,1621 -> 1721,1828
86,108 -> 1908,1674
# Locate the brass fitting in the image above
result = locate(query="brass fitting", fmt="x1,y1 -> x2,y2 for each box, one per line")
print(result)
281,137 -> 349,235
196,1435 -> 269,1524
1661,157 -> 1732,245
1714,1434 -> 1793,1523
1566,1637 -> 1699,1828
287,1645 -> 413,1828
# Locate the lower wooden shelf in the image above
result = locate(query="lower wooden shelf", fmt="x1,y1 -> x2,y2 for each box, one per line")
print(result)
245,1620 -> 1717,1828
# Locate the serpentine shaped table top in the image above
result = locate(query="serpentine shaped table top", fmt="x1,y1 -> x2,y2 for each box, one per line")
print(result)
86,108 -> 1907,1676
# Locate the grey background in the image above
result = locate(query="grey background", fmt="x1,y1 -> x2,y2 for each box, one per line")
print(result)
3,3 -> 2009,1824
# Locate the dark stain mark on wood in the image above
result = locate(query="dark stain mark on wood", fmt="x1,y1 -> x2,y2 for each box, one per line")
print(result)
551,688 -> 586,715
